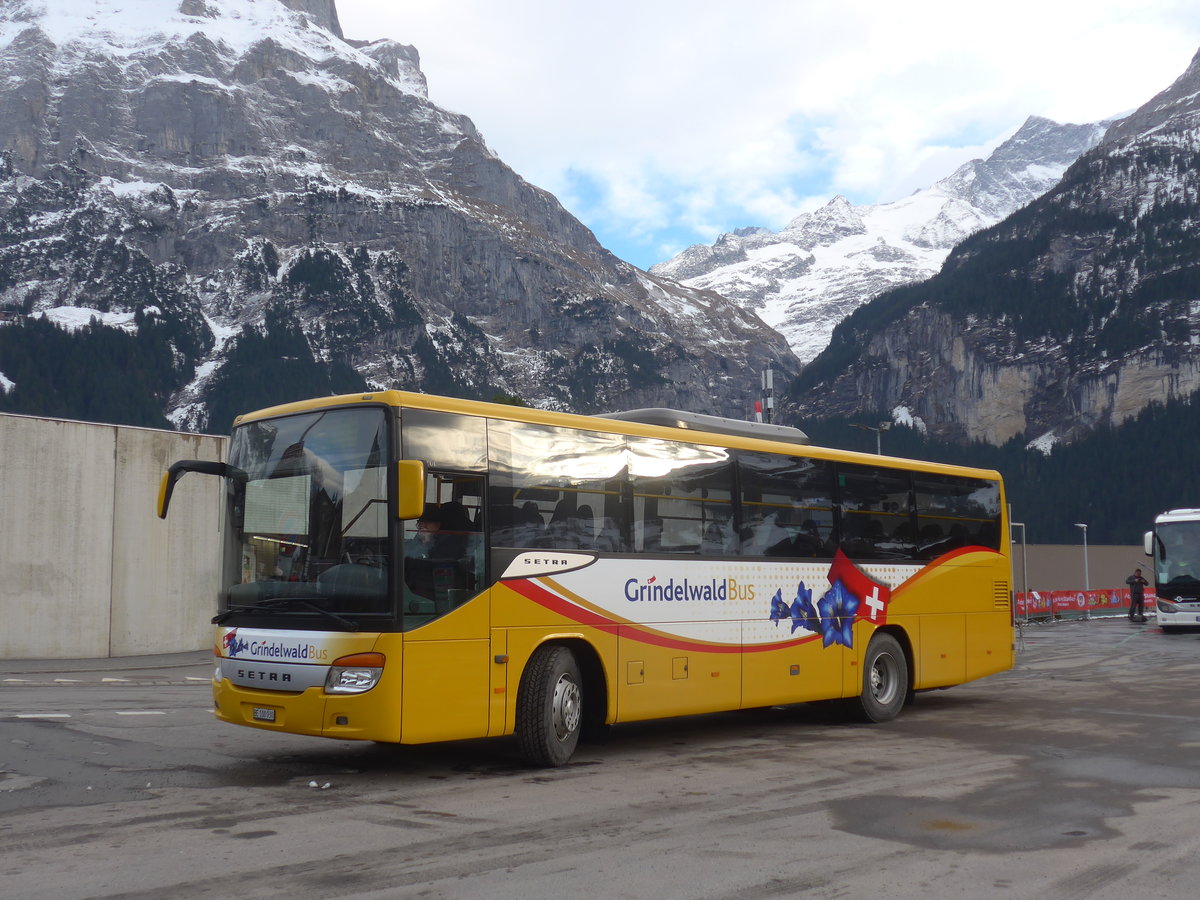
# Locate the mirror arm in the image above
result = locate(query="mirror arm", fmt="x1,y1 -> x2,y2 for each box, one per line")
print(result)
157,460 -> 245,519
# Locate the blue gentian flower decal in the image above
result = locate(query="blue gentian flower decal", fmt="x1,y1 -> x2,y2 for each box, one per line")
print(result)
818,579 -> 859,648
769,582 -> 821,634
769,588 -> 790,626
792,582 -> 820,634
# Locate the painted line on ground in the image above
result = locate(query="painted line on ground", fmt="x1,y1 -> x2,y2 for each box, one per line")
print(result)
12,713 -> 72,719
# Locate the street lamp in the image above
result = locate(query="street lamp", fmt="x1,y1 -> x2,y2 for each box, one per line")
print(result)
1075,522 -> 1090,620
1011,519 -> 1029,623
850,421 -> 891,455
1074,523 -> 1089,590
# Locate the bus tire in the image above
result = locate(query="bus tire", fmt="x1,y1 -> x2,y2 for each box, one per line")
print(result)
516,645 -> 582,767
854,632 -> 908,723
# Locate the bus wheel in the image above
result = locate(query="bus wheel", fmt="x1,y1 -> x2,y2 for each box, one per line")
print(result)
855,633 -> 908,723
516,645 -> 582,767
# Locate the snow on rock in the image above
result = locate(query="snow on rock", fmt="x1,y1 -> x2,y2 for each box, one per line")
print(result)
1026,432 -> 1058,455
651,116 -> 1107,363
892,405 -> 927,434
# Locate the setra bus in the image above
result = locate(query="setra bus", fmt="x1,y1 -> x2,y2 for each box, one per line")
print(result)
1144,508 -> 1200,631
158,390 -> 1014,766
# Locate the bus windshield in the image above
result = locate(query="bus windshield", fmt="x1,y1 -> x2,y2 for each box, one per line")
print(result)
1154,520 -> 1200,589
222,407 -> 391,623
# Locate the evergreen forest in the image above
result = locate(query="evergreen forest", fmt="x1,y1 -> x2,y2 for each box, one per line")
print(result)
805,392 -> 1200,546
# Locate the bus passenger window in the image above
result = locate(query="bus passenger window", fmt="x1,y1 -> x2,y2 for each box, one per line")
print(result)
629,438 -> 734,555
487,420 -> 628,551
736,451 -> 836,558
836,464 -> 916,560
913,473 -> 1002,556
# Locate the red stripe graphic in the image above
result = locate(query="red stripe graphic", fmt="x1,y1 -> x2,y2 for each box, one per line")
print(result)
505,578 -> 819,654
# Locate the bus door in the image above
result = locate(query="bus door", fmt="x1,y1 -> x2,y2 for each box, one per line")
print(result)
399,464 -> 492,743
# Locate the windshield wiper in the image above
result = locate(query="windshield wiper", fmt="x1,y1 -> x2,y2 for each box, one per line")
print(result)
213,597 -> 359,630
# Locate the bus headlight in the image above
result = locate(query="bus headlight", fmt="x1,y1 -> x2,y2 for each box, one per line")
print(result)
325,653 -> 385,694
1157,600 -> 1178,614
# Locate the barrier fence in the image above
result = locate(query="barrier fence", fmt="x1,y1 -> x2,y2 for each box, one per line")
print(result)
1015,588 -> 1150,619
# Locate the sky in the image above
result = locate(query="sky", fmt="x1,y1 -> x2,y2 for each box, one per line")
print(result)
335,1 -> 1200,270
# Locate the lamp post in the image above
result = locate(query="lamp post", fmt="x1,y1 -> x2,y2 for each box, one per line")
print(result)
1075,522 -> 1090,619
1011,519 -> 1029,623
851,421 -> 891,455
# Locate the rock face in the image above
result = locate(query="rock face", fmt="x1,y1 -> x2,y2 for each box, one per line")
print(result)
651,117 -> 1107,363
804,307 -> 1200,446
0,0 -> 797,430
792,49 -> 1200,447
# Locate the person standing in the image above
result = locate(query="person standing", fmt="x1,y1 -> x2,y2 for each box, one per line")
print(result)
1126,568 -> 1149,623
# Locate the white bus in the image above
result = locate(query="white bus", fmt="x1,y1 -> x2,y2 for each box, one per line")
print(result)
1145,508 -> 1200,632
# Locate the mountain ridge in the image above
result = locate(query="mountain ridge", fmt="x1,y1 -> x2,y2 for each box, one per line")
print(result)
789,46 -> 1200,447
651,115 -> 1107,363
0,0 -> 799,430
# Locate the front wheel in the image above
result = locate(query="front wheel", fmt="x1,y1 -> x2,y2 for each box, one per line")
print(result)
516,645 -> 582,767
854,633 -> 908,723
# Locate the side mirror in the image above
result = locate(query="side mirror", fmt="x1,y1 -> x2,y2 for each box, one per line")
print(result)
396,460 -> 426,520
157,460 -> 244,519
1144,531 -> 1153,556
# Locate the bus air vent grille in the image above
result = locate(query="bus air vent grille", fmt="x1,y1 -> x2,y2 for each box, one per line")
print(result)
993,581 -> 1010,609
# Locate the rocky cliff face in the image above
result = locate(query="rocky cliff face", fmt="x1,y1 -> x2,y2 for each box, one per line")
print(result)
804,306 -> 1200,446
0,0 -> 797,430
652,116 -> 1106,363
793,49 -> 1200,447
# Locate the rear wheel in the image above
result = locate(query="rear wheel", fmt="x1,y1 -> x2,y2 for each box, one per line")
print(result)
854,633 -> 908,723
516,645 -> 582,767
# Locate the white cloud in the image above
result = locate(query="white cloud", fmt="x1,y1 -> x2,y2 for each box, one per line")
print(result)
337,0 -> 1200,266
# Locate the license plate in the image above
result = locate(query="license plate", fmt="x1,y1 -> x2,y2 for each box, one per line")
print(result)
252,707 -> 277,722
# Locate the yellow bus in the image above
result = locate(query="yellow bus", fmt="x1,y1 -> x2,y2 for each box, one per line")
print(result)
159,390 -> 1013,766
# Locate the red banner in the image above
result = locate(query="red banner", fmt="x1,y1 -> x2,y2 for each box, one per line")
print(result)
1015,588 -> 1155,617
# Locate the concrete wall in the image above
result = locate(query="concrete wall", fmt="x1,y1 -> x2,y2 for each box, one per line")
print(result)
1011,543 -> 1149,594
1,413 -> 226,659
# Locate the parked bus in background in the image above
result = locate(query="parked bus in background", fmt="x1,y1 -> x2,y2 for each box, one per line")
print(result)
158,391 -> 1015,766
1145,509 -> 1200,632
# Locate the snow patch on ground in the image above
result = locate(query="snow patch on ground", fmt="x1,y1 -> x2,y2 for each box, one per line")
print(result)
44,305 -> 139,333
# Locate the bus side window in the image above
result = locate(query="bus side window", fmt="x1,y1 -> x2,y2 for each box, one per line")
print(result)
736,451 -> 836,558
487,419 -> 628,552
913,473 -> 1002,557
835,464 -> 916,560
629,438 -> 734,555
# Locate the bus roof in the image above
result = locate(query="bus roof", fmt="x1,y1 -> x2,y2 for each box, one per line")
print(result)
1155,509 -> 1200,523
597,407 -> 810,445
233,390 -> 1004,483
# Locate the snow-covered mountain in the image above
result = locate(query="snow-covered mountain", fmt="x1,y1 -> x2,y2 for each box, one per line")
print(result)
651,116 -> 1107,362
791,48 -> 1200,447
0,0 -> 798,430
